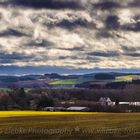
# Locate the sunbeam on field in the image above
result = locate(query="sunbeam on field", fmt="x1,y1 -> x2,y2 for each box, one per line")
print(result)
0,111 -> 96,117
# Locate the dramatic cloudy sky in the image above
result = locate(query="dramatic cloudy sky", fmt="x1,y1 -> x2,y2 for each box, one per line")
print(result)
0,0 -> 140,74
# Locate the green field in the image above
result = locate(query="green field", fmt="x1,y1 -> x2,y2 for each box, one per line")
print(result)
49,75 -> 140,85
116,75 -> 140,82
49,78 -> 92,85
0,111 -> 139,140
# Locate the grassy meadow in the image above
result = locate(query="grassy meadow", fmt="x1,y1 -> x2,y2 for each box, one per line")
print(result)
49,77 -> 93,85
49,74 -> 140,85
0,111 -> 139,140
115,75 -> 140,82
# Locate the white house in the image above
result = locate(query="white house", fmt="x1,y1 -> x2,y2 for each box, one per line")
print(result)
99,97 -> 114,106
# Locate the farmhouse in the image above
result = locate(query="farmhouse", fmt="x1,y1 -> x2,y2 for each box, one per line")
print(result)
67,107 -> 90,112
99,97 -> 114,106
129,102 -> 140,106
119,102 -> 140,106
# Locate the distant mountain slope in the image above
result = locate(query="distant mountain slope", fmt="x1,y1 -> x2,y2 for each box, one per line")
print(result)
0,72 -> 140,88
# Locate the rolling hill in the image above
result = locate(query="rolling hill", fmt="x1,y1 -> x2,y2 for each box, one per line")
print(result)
0,73 -> 140,89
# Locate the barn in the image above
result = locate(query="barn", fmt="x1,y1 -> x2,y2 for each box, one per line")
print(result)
67,107 -> 90,112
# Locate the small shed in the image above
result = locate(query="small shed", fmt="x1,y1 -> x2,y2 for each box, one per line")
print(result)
42,107 -> 55,111
42,107 -> 66,111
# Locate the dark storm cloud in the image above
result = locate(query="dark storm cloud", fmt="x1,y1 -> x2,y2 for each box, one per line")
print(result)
0,0 -> 140,68
125,53 -> 140,57
0,59 -> 14,64
121,46 -> 140,58
94,1 -> 121,10
57,46 -> 84,51
58,56 -> 67,60
27,40 -> 53,47
121,46 -> 137,52
0,52 -> 34,64
56,19 -> 95,29
129,0 -> 140,7
134,15 -> 140,21
0,52 -> 33,60
10,0 -> 82,9
5,0 -> 140,10
124,22 -> 140,32
104,16 -> 140,33
105,15 -> 120,30
86,56 -> 101,63
96,30 -> 113,38
59,56 -> 78,60
0,28 -> 27,37
96,15 -> 120,38
0,0 -> 8,5
88,51 -> 120,57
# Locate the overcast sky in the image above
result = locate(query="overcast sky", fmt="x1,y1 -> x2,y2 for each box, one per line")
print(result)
0,0 -> 140,74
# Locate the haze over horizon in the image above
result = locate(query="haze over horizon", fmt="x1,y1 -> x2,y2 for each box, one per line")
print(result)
0,66 -> 140,75
0,0 -> 140,74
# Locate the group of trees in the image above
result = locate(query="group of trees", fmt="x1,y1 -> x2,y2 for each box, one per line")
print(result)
0,82 -> 140,112
94,73 -> 115,80
32,86 -> 140,102
90,80 -> 140,89
0,88 -> 53,110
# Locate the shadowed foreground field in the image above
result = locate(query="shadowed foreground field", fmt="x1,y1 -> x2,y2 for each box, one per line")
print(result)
0,112 -> 140,140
